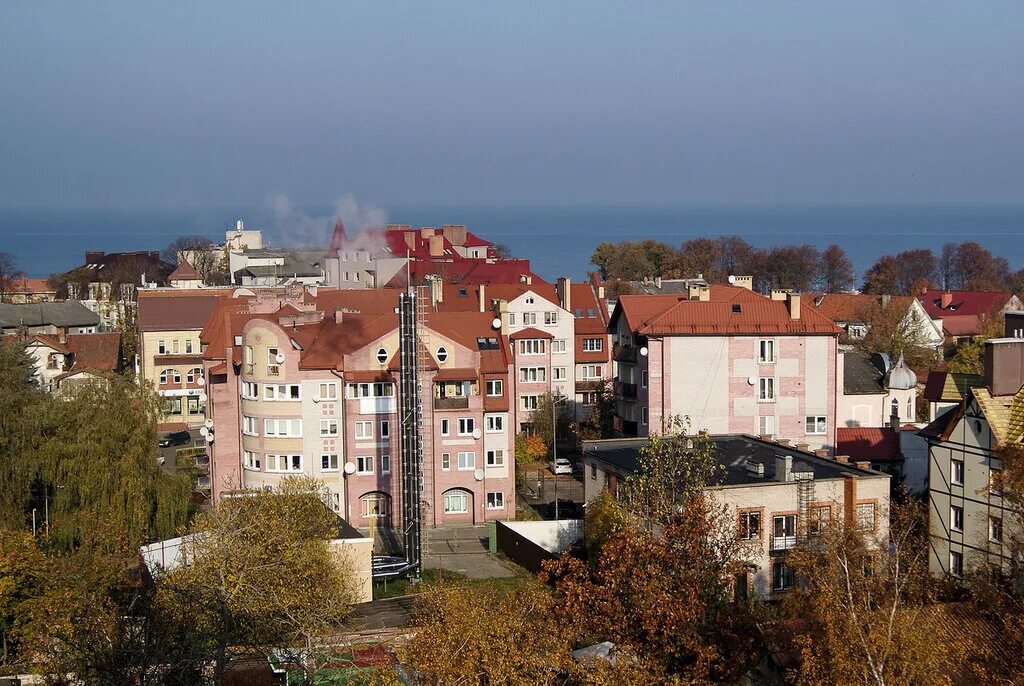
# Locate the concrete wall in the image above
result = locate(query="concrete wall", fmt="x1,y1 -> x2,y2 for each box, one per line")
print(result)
496,520 -> 583,573
330,537 -> 375,604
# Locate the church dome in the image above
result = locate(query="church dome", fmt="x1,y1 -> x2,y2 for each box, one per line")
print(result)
887,354 -> 917,390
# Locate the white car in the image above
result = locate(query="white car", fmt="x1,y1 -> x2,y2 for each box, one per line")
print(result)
550,458 -> 573,475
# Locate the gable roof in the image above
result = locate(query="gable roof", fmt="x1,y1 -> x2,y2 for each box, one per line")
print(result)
0,301 -> 100,329
509,326 -> 554,340
386,260 -> 546,288
836,427 -> 903,462
843,349 -> 887,395
168,259 -> 201,281
571,283 -> 608,335
809,293 -> 914,323
923,370 -> 984,403
66,251 -> 173,284
138,291 -> 235,331
919,290 -> 1013,318
8,277 -> 56,295
614,286 -> 841,336
65,332 -> 122,372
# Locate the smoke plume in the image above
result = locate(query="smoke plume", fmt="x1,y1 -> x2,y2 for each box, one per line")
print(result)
270,193 -> 389,248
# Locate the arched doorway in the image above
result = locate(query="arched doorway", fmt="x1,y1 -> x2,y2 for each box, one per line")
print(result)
441,488 -> 475,524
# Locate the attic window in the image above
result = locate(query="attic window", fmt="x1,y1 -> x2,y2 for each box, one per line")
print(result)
575,308 -> 584,317
588,308 -> 596,317
731,304 -> 741,313
376,347 -> 388,364
477,337 -> 500,350
437,346 -> 449,363
525,297 -> 535,304
458,288 -> 468,297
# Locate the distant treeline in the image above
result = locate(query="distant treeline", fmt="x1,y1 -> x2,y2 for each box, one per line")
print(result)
591,237 -> 1024,295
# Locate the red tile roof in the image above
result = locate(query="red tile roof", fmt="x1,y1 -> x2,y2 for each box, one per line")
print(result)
65,332 -> 122,372
168,259 -> 201,281
139,291 -> 236,331
835,427 -> 903,462
809,293 -> 913,323
8,277 -> 55,294
508,326 -> 555,340
615,286 -> 841,336
314,288 -> 400,315
940,315 -> 983,337
919,290 -> 1013,319
386,260 -> 546,288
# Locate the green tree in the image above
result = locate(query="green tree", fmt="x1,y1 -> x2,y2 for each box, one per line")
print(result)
0,530 -> 46,667
590,242 -> 620,280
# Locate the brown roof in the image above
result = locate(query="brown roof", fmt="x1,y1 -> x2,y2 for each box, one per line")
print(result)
65,332 -> 121,372
571,283 -> 609,335
836,427 -> 903,462
299,314 -> 397,370
615,286 -> 840,336
508,326 -> 555,340
139,291 -> 236,331
314,288 -> 400,315
434,367 -> 479,381
168,259 -> 201,281
809,293 -> 913,323
431,283 -> 560,312
24,333 -> 71,354
9,277 -> 55,294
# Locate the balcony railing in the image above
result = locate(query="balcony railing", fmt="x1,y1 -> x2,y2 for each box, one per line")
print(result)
613,380 -> 638,398
435,396 -> 470,410
770,535 -> 798,552
244,363 -> 255,375
575,380 -> 603,393
267,365 -> 280,376
613,344 -> 638,364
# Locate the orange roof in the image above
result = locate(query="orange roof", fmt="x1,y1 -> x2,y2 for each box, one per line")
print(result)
24,333 -> 71,354
168,259 -> 201,281
571,283 -> 608,335
66,332 -> 122,372
434,367 -> 479,381
509,326 -> 555,340
9,277 -> 55,294
299,313 -> 397,370
431,283 -> 559,312
808,293 -> 913,323
315,288 -> 400,315
615,286 -> 841,336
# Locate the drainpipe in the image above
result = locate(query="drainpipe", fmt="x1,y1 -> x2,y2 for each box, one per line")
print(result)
331,368 -> 350,521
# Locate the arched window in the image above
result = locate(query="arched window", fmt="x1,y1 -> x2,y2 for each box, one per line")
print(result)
187,368 -> 202,384
159,370 -> 168,385
360,492 -> 390,518
436,346 -> 448,363
376,347 -> 388,365
906,398 -> 912,420
890,397 -> 900,419
442,489 -> 470,514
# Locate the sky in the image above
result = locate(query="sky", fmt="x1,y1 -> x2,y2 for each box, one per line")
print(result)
1,1 -> 1022,209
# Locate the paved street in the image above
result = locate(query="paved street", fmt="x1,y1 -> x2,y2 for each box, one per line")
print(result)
422,524 -> 519,579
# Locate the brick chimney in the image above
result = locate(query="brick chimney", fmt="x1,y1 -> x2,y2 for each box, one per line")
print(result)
731,275 -> 753,290
441,225 -> 467,246
941,292 -> 953,309
429,276 -> 443,307
774,455 -> 793,482
428,235 -> 444,257
556,277 -> 571,312
786,293 -> 801,320
770,289 -> 789,301
497,299 -> 509,336
478,284 -> 486,313
984,338 -> 1024,396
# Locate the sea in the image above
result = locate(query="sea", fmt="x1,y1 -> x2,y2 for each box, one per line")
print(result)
2,204 -> 1023,284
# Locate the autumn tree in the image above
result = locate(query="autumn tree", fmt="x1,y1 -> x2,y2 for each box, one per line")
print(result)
492,242 -> 512,259
0,252 -> 22,303
664,237 -> 723,280
863,249 -> 937,295
531,391 -> 573,450
572,378 -> 616,444
856,298 -> 940,373
0,530 -> 46,667
818,244 -> 855,293
948,241 -> 1010,291
759,244 -> 821,292
782,499 -> 962,686
163,234 -> 228,285
590,242 -> 619,280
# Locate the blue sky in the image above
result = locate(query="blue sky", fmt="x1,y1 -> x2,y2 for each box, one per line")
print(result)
1,1 -> 1022,208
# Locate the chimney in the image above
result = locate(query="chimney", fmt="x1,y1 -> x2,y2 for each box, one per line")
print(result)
428,235 -> 444,257
984,339 -> 1024,396
420,227 -> 434,239
855,461 -> 872,470
777,438 -> 790,446
786,293 -> 801,320
497,299 -> 509,336
58,330 -> 67,344
815,449 -> 829,458
698,286 -> 710,302
404,232 -> 416,251
478,284 -> 486,313
941,292 -> 953,309
843,475 -> 857,526
774,455 -> 793,482
835,455 -> 850,464
770,289 -> 789,301
597,284 -> 605,300
655,276 -> 662,289
796,443 -> 809,452
881,294 -> 891,308
556,276 -> 571,312
731,275 -> 753,290
429,276 -> 443,307
236,219 -> 245,231
85,251 -> 104,263
442,225 -> 467,246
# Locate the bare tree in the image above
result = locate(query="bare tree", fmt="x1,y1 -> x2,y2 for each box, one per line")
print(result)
163,235 -> 227,285
0,252 -> 23,303
818,244 -> 855,293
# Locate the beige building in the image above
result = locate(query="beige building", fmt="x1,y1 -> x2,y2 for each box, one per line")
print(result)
924,338 -> 1024,579
583,435 -> 891,599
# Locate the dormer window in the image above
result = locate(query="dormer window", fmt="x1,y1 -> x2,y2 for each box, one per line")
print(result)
376,347 -> 388,365
437,346 -> 449,363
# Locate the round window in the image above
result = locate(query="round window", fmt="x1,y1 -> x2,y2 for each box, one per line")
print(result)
436,346 -> 448,363
376,347 -> 388,364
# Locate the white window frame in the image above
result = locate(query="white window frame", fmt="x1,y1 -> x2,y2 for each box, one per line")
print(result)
441,452 -> 451,471
552,339 -> 567,353
486,449 -> 505,467
949,551 -> 963,577
519,366 -> 546,383
486,491 -> 505,509
242,381 -> 259,400
242,415 -> 259,436
158,340 -> 167,355
264,384 -> 301,401
317,382 -> 337,400
758,415 -> 776,436
458,418 -> 475,436
361,493 -> 388,518
441,419 -> 450,436
580,364 -> 603,380
320,419 -> 339,437
356,455 -> 374,474
521,394 -> 539,410
950,504 -> 964,532
321,453 -> 339,471
381,454 -> 391,474
544,311 -> 558,325
486,415 -> 504,432
243,450 -> 261,470
582,338 -> 603,352
444,490 -> 469,514
380,420 -> 390,439
522,312 -> 537,326
457,451 -> 475,470
354,421 -> 373,440
951,458 -> 964,486
805,415 -> 826,435
553,367 -> 567,381
436,346 -> 448,363
264,418 -> 302,437
266,454 -> 302,473
518,339 -> 546,355
486,379 -> 503,396
758,377 -> 776,402
856,503 -> 876,532
758,339 -> 776,363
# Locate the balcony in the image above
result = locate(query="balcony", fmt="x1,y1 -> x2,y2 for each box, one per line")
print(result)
576,380 -> 603,393
614,415 -> 638,437
435,396 -> 469,410
267,364 -> 280,376
613,380 -> 637,398
613,344 -> 638,364
770,535 -> 797,552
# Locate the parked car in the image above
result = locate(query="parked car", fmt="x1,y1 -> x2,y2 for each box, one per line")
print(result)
158,430 -> 191,448
550,457 -> 573,475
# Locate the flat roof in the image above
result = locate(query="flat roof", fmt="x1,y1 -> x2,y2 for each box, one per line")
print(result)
582,434 -> 881,487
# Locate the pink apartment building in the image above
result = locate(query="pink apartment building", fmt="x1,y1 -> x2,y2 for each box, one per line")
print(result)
608,283 -> 842,451
200,289 -> 514,528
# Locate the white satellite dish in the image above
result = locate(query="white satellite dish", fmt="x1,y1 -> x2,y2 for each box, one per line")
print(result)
728,275 -> 736,284
204,418 -> 214,429
198,392 -> 208,402
472,428 -> 482,440
747,376 -> 756,385
474,469 -> 484,481
343,462 -> 357,475
491,317 -> 502,330
275,353 -> 286,364
206,434 -> 215,443
196,375 -> 205,386
199,426 -> 209,437
640,346 -> 649,356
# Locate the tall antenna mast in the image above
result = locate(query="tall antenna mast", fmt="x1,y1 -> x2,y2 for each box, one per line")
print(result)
398,287 -> 423,579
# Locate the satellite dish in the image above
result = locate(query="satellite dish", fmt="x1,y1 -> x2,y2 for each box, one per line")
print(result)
728,275 -> 736,284
747,376 -> 756,385
198,392 -> 208,402
343,462 -> 357,475
472,428 -> 482,440
199,426 -> 209,437
640,346 -> 649,356
204,419 -> 214,429
206,434 -> 215,443
474,469 -> 484,481
197,375 -> 205,386
275,353 -> 285,364
491,317 -> 502,330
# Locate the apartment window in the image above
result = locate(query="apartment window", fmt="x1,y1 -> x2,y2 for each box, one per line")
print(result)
243,450 -> 261,470
347,382 -> 394,398
362,493 -> 388,518
380,420 -> 390,439
758,377 -> 776,402
185,339 -> 194,354
320,419 -> 339,437
811,505 -> 833,535
856,503 -> 876,532
522,312 -> 537,325
738,511 -> 761,540
267,347 -> 279,364
552,339 -> 567,353
264,384 -> 300,401
758,339 -> 776,363
518,339 -> 545,355
949,551 -> 963,578
951,458 -> 964,486
442,453 -> 451,471
486,380 -> 503,396
582,338 -> 603,352
772,561 -> 795,592
381,454 -> 391,474
581,391 -> 598,405
525,296 -> 535,304
950,504 -> 964,532
521,395 -> 539,410
990,516 -> 1003,543
444,491 -> 469,514
242,381 -> 259,399
266,454 -> 302,473
441,419 -> 450,436
641,370 -> 648,388
321,454 -> 339,471
508,313 -> 516,326
457,452 -> 475,470
158,340 -> 167,355
436,346 -> 448,363
458,418 -> 475,436
486,449 -> 505,467
242,415 -> 259,435
376,347 -> 388,364
805,416 -> 827,435
544,311 -> 558,325
553,367 -> 567,381
355,421 -> 373,439
356,456 -> 374,474
244,346 -> 253,365
486,492 -> 505,509
773,515 -> 797,549
486,415 -> 504,432
519,367 -> 546,383
264,418 -> 302,437
641,407 -> 648,425
317,382 -> 337,400
580,364 -> 603,379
